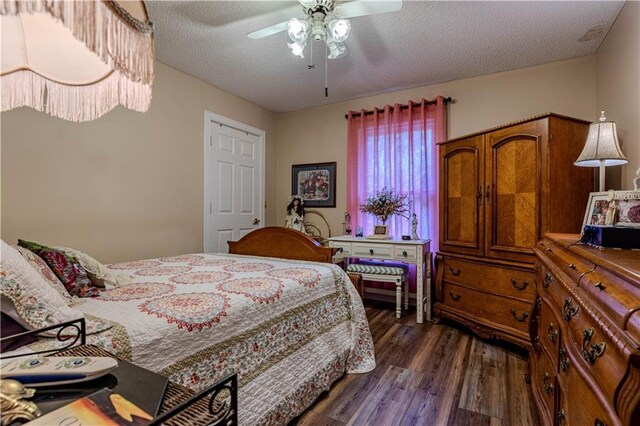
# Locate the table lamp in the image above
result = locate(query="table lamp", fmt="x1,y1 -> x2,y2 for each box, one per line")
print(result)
574,111 -> 628,191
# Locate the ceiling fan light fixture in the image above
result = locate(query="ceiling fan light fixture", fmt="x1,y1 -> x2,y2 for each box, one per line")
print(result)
287,18 -> 309,42
327,41 -> 346,59
328,18 -> 350,42
288,40 -> 307,58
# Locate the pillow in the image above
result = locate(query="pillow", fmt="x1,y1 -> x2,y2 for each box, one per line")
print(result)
56,247 -> 133,288
17,240 -> 100,298
15,245 -> 77,305
0,312 -> 37,352
1,240 -> 85,331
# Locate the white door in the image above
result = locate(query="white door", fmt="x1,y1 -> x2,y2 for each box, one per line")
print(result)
204,113 -> 264,253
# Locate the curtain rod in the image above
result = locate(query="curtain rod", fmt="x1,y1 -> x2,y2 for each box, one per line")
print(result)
344,97 -> 453,119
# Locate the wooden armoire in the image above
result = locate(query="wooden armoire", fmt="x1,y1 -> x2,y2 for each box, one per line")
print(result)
434,113 -> 593,347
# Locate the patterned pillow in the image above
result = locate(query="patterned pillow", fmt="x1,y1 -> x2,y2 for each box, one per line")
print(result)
1,241 -> 85,331
18,240 -> 100,298
56,246 -> 133,288
15,246 -> 76,304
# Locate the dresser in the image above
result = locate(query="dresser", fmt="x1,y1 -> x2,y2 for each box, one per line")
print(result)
532,234 -> 640,426
327,236 -> 431,323
434,113 -> 593,347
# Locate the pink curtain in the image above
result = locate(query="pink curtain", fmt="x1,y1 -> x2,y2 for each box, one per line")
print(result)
347,97 -> 447,252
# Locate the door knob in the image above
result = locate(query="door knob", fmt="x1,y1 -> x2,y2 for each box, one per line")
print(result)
253,218 -> 261,225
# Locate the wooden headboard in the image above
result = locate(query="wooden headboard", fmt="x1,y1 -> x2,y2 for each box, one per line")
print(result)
227,227 -> 336,263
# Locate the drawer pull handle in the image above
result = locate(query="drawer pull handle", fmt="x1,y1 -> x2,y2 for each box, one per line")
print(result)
559,348 -> 570,373
543,372 -> 554,395
558,409 -> 566,424
369,249 -> 374,255
594,281 -> 605,290
510,278 -> 529,291
543,272 -> 553,288
546,247 -> 553,253
402,250 -> 408,257
582,328 -> 606,364
547,323 -> 558,343
449,267 -> 461,276
510,309 -> 529,322
449,292 -> 461,301
533,335 -> 539,350
562,298 -> 579,322
568,263 -> 576,270
594,419 -> 606,426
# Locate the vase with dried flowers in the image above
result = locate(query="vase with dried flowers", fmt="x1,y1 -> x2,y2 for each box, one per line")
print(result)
359,188 -> 410,238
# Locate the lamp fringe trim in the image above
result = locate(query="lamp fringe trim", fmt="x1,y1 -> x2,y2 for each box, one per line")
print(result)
0,0 -> 154,85
1,70 -> 152,122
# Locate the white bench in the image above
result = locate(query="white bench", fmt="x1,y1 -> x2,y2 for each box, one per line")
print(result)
346,261 -> 409,318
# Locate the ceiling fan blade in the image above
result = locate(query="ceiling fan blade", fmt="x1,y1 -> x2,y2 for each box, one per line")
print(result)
337,0 -> 402,19
247,20 -> 288,40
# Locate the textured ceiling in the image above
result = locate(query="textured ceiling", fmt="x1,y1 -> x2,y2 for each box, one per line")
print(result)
147,1 -> 625,113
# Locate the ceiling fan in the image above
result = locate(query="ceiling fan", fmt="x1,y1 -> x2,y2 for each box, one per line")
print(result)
247,0 -> 403,60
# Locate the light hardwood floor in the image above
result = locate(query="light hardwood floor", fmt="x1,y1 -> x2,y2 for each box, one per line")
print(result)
293,301 -> 540,426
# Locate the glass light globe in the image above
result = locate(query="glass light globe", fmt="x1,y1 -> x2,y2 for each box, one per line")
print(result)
287,18 -> 308,42
327,41 -> 346,59
329,19 -> 351,42
288,41 -> 306,58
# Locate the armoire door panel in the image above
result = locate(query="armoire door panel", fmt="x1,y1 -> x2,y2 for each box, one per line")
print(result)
485,121 -> 544,263
439,136 -> 484,256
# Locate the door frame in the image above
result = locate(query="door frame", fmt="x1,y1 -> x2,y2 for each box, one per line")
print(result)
203,111 -> 265,252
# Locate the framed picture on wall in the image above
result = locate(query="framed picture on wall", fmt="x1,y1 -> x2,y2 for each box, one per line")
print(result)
291,162 -> 336,208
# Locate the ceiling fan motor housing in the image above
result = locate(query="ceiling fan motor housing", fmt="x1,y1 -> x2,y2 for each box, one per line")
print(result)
302,0 -> 335,16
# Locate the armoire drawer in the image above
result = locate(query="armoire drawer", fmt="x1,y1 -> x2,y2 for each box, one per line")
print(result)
443,282 -> 532,334
442,257 -> 535,301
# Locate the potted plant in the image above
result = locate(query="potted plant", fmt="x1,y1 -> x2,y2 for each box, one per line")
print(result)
359,188 -> 410,238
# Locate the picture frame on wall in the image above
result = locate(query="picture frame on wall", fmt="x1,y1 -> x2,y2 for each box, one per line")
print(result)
291,162 -> 336,208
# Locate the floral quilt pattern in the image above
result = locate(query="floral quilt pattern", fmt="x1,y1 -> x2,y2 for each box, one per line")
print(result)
31,253 -> 376,425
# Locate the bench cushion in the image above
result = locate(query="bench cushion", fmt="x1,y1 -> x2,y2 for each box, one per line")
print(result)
347,263 -> 407,276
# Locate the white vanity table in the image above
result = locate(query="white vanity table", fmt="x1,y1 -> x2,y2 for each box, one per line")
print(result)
327,236 -> 432,323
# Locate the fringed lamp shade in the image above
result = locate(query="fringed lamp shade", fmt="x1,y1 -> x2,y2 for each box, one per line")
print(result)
1,0 -> 154,122
574,111 -> 628,191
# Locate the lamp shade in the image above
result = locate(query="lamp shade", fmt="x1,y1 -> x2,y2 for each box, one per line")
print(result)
1,0 -> 154,122
574,112 -> 628,167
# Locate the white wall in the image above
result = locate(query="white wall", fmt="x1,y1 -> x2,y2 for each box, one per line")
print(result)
275,57 -> 597,234
1,62 -> 278,263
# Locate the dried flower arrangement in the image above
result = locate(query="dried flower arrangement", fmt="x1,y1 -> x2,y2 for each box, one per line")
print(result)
359,188 -> 410,224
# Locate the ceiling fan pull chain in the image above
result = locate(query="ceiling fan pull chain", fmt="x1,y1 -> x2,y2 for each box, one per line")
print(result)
325,43 -> 328,97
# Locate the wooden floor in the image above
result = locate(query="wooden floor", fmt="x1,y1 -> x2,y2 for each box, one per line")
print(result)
293,301 -> 540,426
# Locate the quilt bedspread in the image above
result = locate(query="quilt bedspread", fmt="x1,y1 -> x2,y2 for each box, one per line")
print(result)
43,253 -> 375,424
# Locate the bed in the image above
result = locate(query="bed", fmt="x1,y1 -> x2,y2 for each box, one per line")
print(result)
18,227 -> 375,425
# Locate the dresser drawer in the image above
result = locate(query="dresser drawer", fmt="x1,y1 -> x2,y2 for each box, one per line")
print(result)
352,243 -> 394,259
579,265 -> 640,342
559,351 -> 620,426
393,245 -> 417,261
442,257 -> 535,301
532,346 -> 557,424
329,242 -> 352,256
443,282 -> 532,334
565,306 -> 627,407
538,296 -> 562,369
536,240 -> 595,287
